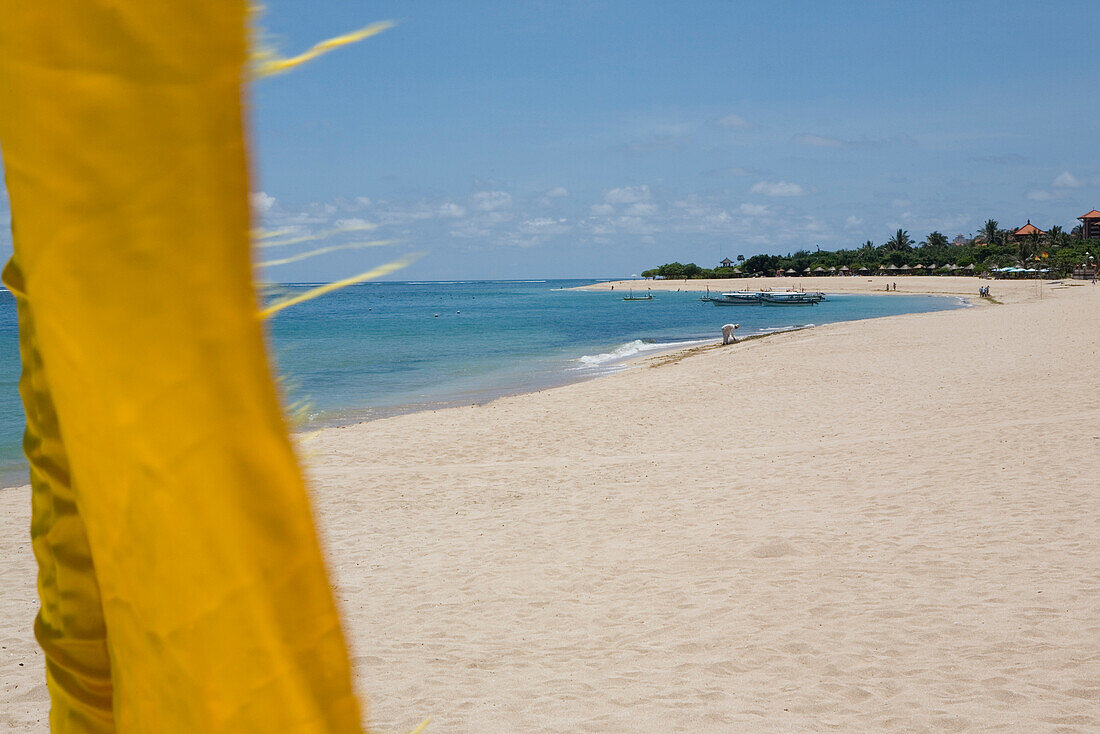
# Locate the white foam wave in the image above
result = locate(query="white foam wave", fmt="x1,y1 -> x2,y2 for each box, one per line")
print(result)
574,338 -> 712,369
575,340 -> 663,367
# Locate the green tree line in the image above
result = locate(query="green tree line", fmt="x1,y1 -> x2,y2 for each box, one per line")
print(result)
642,221 -> 1098,279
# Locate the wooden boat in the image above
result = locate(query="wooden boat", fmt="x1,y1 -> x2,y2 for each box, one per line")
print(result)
704,291 -> 763,305
759,291 -> 824,305
622,289 -> 654,301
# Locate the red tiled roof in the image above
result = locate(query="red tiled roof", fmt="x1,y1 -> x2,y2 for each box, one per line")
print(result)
1078,210 -> 1100,220
1013,222 -> 1044,236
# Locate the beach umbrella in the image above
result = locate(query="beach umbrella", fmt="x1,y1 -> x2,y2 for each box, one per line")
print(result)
829,266 -> 837,272
857,266 -> 869,272
913,264 -> 924,270
898,263 -> 911,270
813,266 -> 826,273
966,264 -> 976,270
887,264 -> 898,270
928,263 -> 937,270
785,268 -> 797,274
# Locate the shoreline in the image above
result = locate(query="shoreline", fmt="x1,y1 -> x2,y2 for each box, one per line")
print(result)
580,274 -> 1060,305
0,279 -> 979,493
3,277 -> 1098,730
314,278 -> 1099,731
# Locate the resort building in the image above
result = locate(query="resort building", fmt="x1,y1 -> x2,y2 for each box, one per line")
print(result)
1012,220 -> 1045,241
1078,210 -> 1100,240
719,257 -> 734,268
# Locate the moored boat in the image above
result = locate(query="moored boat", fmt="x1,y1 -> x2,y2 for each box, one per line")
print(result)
759,291 -> 825,305
705,291 -> 764,305
622,289 -> 654,301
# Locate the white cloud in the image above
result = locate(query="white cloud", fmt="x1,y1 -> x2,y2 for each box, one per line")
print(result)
438,202 -> 467,218
355,196 -> 372,208
537,186 -> 571,206
250,192 -> 276,212
518,217 -> 570,235
333,217 -> 374,230
484,211 -> 513,224
794,134 -> 845,148
844,215 -> 864,229
589,203 -> 615,216
471,191 -> 513,211
1027,189 -> 1053,201
704,210 -> 732,226
624,202 -> 657,217
739,203 -> 769,216
1052,171 -> 1081,188
604,185 -> 651,204
750,181 -> 804,197
375,201 -> 436,225
890,199 -> 911,208
716,114 -> 750,129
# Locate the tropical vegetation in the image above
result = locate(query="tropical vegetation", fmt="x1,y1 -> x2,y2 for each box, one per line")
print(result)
641,221 -> 1098,279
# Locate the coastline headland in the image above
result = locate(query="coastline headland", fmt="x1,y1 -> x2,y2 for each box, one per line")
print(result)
2,276 -> 1098,731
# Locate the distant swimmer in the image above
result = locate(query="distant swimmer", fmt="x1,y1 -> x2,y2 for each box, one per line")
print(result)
722,323 -> 740,345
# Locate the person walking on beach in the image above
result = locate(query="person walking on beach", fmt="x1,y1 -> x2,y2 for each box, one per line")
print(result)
722,323 -> 740,345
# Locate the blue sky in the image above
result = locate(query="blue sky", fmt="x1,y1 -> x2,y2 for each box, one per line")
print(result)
2,0 -> 1099,280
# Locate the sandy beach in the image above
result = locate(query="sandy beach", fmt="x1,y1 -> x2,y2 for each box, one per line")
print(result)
2,276 -> 1098,732
586,274 -> 1047,304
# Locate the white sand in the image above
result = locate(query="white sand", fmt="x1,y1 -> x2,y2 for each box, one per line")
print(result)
3,277 -> 1099,731
588,274 -> 1044,304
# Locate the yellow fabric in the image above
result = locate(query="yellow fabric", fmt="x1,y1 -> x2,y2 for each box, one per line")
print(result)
0,2 -> 363,731
253,21 -> 395,77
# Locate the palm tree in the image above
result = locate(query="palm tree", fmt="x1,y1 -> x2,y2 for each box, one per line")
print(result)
1018,230 -> 1046,263
923,231 -> 949,248
883,229 -> 913,251
979,219 -> 999,246
1046,225 -> 1065,248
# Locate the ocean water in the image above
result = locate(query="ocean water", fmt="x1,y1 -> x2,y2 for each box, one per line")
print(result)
0,280 -> 965,486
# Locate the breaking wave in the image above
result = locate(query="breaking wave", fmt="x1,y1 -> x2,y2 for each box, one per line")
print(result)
573,338 -> 712,369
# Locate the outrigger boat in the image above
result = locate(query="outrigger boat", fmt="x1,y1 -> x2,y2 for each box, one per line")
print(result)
702,290 -> 825,305
622,289 -> 654,301
703,291 -> 764,305
760,291 -> 824,305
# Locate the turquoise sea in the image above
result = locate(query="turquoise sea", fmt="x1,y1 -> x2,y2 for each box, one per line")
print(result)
0,280 -> 965,486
